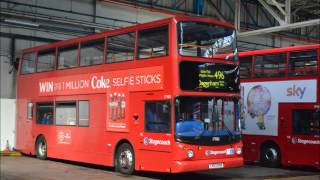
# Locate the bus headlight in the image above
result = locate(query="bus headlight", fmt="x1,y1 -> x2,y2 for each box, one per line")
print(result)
236,147 -> 242,155
187,149 -> 194,158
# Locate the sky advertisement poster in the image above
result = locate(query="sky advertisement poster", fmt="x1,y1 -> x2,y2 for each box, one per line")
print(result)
240,79 -> 317,136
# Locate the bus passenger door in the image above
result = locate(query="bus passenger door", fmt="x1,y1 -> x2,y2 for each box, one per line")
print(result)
131,95 -> 173,172
282,104 -> 320,167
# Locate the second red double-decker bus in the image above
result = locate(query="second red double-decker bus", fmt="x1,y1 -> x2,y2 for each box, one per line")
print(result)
16,16 -> 243,174
239,44 -> 320,169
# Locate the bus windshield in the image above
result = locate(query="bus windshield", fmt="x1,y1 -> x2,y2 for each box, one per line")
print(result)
175,96 -> 241,145
178,21 -> 237,60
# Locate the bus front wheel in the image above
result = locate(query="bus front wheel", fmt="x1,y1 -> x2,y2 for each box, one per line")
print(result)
260,144 -> 280,167
35,136 -> 47,160
115,143 -> 135,175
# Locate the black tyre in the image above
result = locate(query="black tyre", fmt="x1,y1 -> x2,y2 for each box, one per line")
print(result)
35,136 -> 47,160
115,143 -> 135,175
260,144 -> 280,167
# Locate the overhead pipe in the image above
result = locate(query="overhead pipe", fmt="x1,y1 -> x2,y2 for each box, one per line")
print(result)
100,0 -> 192,17
0,0 -> 136,25
1,9 -> 116,31
238,19 -> 320,37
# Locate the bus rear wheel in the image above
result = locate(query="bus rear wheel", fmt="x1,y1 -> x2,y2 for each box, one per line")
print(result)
115,143 -> 135,175
260,144 -> 280,167
36,136 -> 47,160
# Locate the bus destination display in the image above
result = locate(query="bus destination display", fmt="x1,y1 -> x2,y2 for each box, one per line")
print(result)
180,61 -> 239,92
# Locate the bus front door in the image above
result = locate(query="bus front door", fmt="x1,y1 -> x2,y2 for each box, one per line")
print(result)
282,104 -> 320,167
131,94 -> 173,172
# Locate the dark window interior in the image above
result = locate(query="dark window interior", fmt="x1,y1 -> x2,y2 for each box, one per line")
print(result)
37,49 -> 56,72
80,39 -> 104,66
137,25 -> 168,59
58,44 -> 78,69
254,53 -> 286,78
145,101 -> 171,133
289,50 -> 318,76
107,32 -> 135,63
21,52 -> 36,74
292,109 -> 320,135
239,56 -> 253,78
36,102 -> 54,125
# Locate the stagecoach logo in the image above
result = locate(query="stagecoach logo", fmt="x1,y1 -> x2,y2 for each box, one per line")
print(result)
143,137 -> 171,146
291,137 -> 298,144
205,148 -> 234,156
292,137 -> 320,145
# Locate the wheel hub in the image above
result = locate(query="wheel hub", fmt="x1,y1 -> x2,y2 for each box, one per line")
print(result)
119,149 -> 133,169
39,142 -> 46,156
265,148 -> 277,161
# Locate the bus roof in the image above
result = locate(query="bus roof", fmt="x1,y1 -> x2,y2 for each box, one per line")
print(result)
239,44 -> 320,57
21,16 -> 235,54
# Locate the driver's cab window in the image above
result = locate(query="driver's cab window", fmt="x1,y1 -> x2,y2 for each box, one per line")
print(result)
145,101 -> 171,133
292,109 -> 320,135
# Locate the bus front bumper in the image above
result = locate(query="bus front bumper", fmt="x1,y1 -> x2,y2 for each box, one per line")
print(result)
171,157 -> 243,173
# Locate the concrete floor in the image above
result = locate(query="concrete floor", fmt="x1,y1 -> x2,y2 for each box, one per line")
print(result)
0,156 -> 319,180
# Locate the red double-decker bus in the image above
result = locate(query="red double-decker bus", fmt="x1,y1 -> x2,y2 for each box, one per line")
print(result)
239,44 -> 320,169
16,16 -> 243,174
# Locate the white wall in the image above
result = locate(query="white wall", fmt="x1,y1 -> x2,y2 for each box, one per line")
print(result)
0,99 -> 16,151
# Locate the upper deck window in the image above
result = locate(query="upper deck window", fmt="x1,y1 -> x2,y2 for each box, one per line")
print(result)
80,39 -> 104,66
289,50 -> 318,76
58,44 -> 78,69
21,52 -> 36,74
239,56 -> 253,78
254,53 -> 286,78
137,25 -> 168,59
178,22 -> 236,60
37,49 -> 56,72
107,32 -> 135,63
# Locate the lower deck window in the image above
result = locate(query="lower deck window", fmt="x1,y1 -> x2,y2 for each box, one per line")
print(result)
56,102 -> 77,126
145,101 -> 171,133
79,101 -> 89,126
36,102 -> 54,125
292,109 -> 320,135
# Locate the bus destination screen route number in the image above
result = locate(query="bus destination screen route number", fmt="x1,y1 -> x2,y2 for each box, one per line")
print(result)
199,69 -> 225,88
179,61 -> 240,93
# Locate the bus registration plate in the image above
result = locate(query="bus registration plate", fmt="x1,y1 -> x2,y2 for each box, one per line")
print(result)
208,162 -> 224,169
